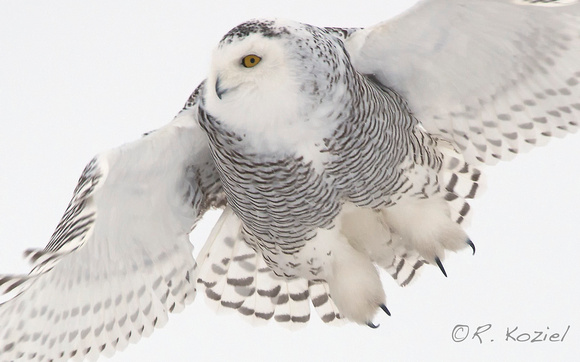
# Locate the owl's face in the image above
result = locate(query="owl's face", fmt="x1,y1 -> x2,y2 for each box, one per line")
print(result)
205,20 -> 301,130
203,19 -> 351,154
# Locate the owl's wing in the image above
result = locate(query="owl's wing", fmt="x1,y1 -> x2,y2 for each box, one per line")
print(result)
346,0 -> 580,165
0,84 -> 225,361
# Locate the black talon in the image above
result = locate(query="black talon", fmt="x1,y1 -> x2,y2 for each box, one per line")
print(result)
466,238 -> 476,255
366,322 -> 380,329
380,304 -> 391,316
434,257 -> 447,277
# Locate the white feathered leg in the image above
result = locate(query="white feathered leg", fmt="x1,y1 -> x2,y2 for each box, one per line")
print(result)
382,196 -> 469,269
339,203 -> 427,287
293,227 -> 385,325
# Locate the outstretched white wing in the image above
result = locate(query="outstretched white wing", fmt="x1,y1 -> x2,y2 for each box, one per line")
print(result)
347,0 -> 580,164
0,87 -> 225,361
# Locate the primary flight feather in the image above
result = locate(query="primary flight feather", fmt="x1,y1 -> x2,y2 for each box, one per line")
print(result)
1,0 -> 579,360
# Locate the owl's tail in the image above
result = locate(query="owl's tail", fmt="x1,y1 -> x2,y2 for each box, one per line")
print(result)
195,207 -> 343,327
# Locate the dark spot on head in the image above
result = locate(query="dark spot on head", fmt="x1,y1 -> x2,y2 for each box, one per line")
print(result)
220,20 -> 291,45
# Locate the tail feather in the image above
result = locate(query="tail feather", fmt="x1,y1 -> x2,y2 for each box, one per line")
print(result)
196,207 -> 340,326
382,250 -> 427,287
307,281 -> 343,324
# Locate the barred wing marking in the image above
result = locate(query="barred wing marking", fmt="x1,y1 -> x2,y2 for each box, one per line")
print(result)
348,0 -> 580,164
45,157 -> 102,253
0,96 -> 224,361
437,140 -> 485,227
0,159 -> 103,305
196,207 -> 343,326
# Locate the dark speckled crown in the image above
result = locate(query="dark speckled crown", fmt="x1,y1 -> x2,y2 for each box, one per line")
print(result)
219,19 -> 291,45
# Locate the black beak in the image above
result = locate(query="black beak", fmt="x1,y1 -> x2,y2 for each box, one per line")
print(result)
215,76 -> 226,100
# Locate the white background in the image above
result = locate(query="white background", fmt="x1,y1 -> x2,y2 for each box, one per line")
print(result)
1,0 -> 579,361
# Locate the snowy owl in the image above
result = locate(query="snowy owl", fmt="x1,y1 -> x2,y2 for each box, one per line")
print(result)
1,0 -> 579,360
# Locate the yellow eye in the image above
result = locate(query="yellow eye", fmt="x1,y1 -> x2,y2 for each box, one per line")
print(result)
242,54 -> 261,68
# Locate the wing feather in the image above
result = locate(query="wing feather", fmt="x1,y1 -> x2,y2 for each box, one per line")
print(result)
0,84 -> 225,361
347,0 -> 580,164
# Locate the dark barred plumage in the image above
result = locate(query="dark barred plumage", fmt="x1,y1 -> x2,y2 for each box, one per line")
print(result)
0,159 -> 105,307
325,73 -> 443,208
323,27 -> 361,41
44,158 -> 101,253
181,83 -> 227,214
195,207 -> 342,324
220,19 -> 291,46
199,22 -> 443,277
199,106 -> 339,260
